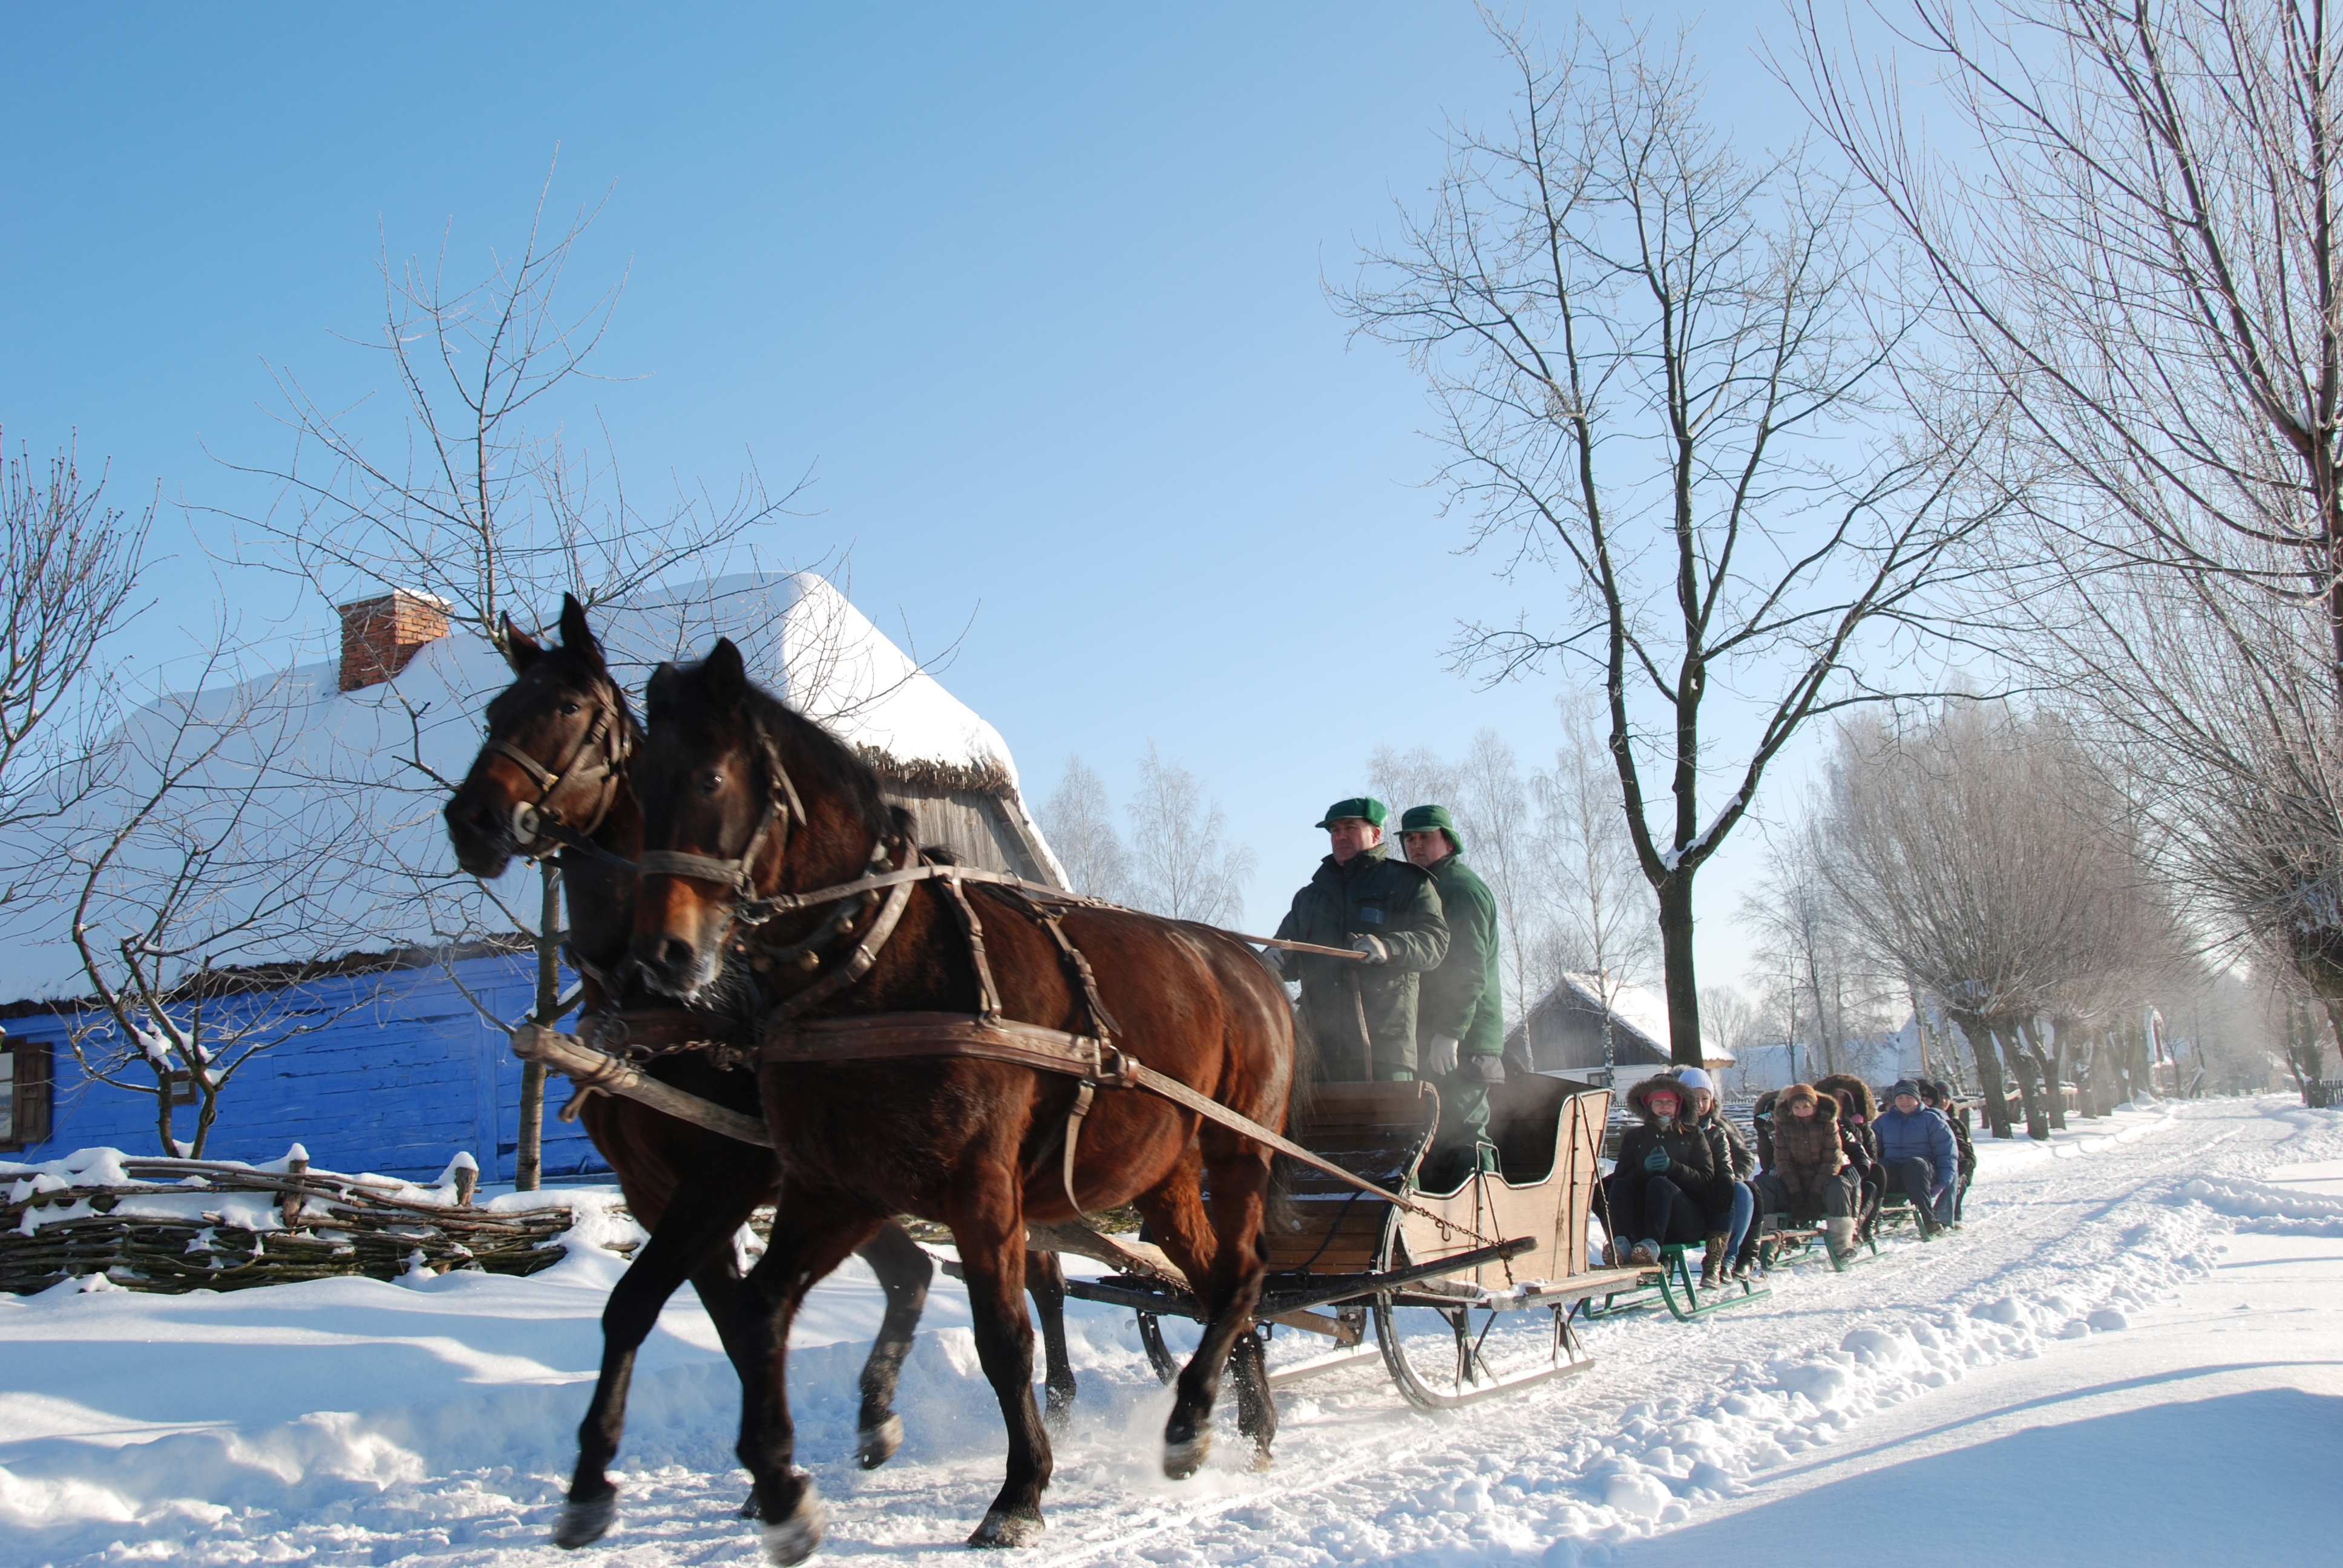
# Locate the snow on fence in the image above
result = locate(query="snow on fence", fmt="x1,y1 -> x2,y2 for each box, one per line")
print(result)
0,1143 -> 581,1294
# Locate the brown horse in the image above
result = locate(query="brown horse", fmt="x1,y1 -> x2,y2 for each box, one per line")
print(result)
440,598 -> 1076,1551
627,638 -> 1291,1561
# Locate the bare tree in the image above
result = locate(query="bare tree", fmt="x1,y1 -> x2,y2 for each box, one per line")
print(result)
1342,15 -> 2008,1063
1366,744 -> 1464,825
62,645 -> 372,1157
1123,743 -> 1256,926
1794,1 -> 2343,1078
0,435 -> 151,907
218,171 -> 814,1187
1038,756 -> 1129,902
1823,704 -> 2180,1137
1700,982 -> 1761,1079
1532,694 -> 1656,1069
1737,809 -> 1866,1079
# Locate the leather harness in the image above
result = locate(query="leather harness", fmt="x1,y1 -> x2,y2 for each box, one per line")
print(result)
505,713 -> 1482,1241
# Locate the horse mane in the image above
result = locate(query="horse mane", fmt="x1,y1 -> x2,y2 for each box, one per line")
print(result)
739,682 -> 899,847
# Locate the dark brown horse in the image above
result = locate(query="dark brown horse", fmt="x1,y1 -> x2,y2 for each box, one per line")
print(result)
627,638 -> 1291,1560
440,598 -> 1076,1551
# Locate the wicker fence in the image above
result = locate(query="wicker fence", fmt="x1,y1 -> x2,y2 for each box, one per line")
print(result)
1,1148 -> 578,1295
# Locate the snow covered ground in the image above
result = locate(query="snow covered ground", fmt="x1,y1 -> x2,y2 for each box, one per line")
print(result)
3,1096 -> 2338,1567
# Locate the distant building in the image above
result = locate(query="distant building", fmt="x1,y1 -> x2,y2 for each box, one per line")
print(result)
1504,973 -> 1734,1087
0,573 -> 1063,1178
1718,1021 -> 1932,1097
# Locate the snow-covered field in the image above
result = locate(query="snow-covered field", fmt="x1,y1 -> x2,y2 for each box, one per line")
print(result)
4,1096 -> 2339,1567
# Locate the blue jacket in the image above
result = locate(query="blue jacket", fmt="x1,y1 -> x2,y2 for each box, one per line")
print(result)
1874,1104 -> 1956,1187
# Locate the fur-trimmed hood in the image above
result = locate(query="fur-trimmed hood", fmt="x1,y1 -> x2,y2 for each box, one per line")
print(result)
1816,1073 -> 1876,1122
1625,1074 -> 1698,1126
1775,1082 -> 1839,1125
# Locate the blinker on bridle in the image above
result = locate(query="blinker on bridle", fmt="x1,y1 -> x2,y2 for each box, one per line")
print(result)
484,679 -> 633,858
634,727 -> 811,923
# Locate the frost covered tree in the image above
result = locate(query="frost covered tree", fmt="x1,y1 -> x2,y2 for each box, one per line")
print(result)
1038,756 -> 1128,903
1822,705 -> 2180,1138
1342,16 -> 2007,1064
1124,744 -> 1255,926
1531,696 -> 1656,1065
1794,0 -> 2343,1103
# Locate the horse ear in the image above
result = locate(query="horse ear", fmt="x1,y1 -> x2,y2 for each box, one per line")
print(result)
702,637 -> 748,705
557,593 -> 606,671
503,616 -> 545,675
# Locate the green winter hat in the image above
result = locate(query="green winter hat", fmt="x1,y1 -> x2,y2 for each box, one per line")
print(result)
1316,796 -> 1388,830
1399,803 -> 1462,853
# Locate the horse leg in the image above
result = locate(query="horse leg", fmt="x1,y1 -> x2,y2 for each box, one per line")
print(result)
848,1220 -> 932,1469
1026,1248 -> 1078,1430
557,1184 -> 755,1549
1131,1160 -> 1226,1479
683,1256 -> 766,1518
945,1173 -> 1052,1548
737,1202 -> 883,1567
1229,1326 -> 1275,1468
1156,1132 -> 1273,1480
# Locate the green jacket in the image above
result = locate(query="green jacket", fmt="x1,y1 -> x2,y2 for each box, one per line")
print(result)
1416,852 -> 1504,1061
1274,844 -> 1447,1079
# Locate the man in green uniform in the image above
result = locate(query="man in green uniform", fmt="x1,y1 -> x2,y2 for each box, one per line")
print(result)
1270,797 -> 1448,1082
1401,804 -> 1507,1182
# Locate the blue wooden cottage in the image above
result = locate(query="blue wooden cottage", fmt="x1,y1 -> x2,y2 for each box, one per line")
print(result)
0,573 -> 1064,1181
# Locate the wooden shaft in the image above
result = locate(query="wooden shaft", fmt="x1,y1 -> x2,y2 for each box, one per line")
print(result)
510,1024 -> 773,1148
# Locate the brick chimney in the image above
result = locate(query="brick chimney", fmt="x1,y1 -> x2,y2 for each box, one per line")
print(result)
337,590 -> 450,693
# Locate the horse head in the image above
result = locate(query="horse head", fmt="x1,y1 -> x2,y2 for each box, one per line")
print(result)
628,636 -> 896,1001
444,593 -> 638,880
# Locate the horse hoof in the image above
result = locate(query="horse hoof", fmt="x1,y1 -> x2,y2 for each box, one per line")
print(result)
760,1485 -> 827,1566
967,1507 -> 1045,1548
856,1412 -> 904,1469
1247,1443 -> 1275,1473
1162,1426 -> 1211,1480
552,1492 -> 617,1550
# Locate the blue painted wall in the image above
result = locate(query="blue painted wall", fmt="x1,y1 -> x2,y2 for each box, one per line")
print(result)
6,953 -> 609,1183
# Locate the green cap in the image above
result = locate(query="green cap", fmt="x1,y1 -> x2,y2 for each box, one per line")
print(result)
1399,803 -> 1462,853
1316,796 -> 1388,830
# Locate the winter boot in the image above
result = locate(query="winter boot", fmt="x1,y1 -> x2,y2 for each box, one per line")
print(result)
1826,1217 -> 1858,1264
1699,1235 -> 1728,1289
1628,1240 -> 1660,1266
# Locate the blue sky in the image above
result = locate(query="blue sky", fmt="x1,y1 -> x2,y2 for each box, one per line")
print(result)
4,3 -> 1879,996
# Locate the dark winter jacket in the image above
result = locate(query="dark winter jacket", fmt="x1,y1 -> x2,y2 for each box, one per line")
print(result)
1947,1107 -> 1977,1181
1614,1077 -> 1734,1227
1414,852 -> 1505,1062
1768,1083 -> 1849,1221
1875,1103 -> 1957,1194
1704,1105 -> 1758,1181
1751,1089 -> 1780,1172
1277,844 -> 1448,1080
1818,1074 -> 1881,1177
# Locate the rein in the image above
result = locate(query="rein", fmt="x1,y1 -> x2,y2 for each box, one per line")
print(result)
610,736 -> 1483,1239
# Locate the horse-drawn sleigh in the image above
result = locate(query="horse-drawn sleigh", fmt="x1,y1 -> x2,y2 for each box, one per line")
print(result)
436,599 -> 1933,1564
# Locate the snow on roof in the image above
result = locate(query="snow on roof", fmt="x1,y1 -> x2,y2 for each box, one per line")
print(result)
1544,973 -> 1676,1058
0,572 -> 1047,1004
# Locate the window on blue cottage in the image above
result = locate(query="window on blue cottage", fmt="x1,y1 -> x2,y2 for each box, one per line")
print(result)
0,1030 -> 52,1152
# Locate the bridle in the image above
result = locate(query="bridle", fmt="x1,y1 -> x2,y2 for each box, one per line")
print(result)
483,675 -> 636,861
634,724 -> 814,923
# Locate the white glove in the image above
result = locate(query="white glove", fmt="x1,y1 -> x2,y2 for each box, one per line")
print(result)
1351,934 -> 1389,964
1423,1035 -> 1460,1076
